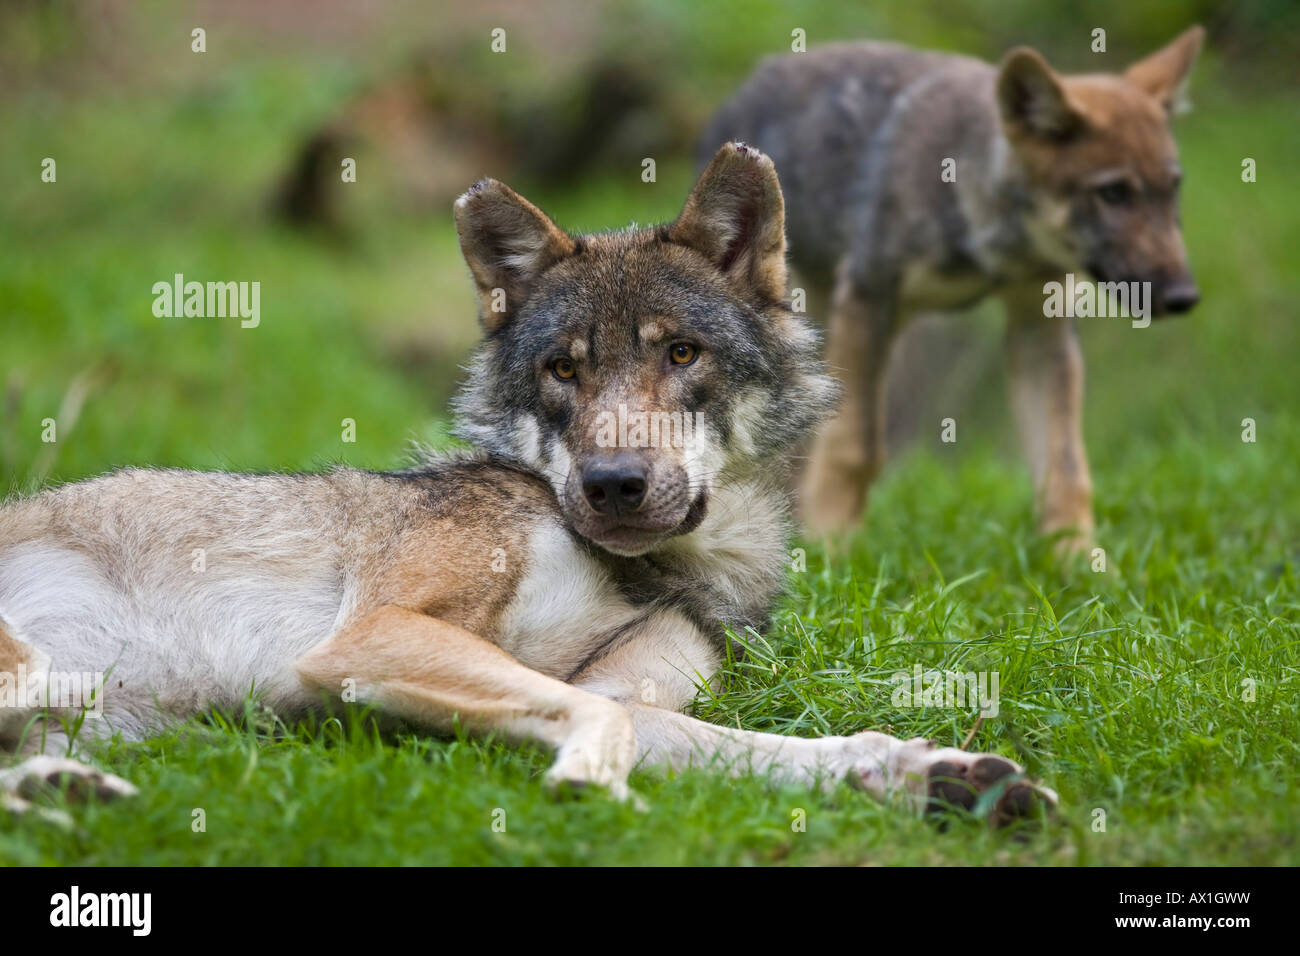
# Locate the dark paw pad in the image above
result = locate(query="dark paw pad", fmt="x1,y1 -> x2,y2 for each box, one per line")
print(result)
45,770 -> 121,803
547,778 -> 592,801
925,760 -> 977,813
970,755 -> 1018,787
990,781 -> 1053,827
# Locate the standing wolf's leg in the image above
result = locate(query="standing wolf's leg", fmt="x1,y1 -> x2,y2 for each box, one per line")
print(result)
800,271 -> 899,533
294,605 -> 637,798
1002,282 -> 1094,552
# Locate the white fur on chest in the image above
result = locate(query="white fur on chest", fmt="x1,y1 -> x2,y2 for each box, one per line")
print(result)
495,523 -> 640,680
496,479 -> 788,685
655,477 -> 789,614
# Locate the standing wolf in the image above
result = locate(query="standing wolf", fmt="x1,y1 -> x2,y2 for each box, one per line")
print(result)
0,143 -> 1053,823
701,28 -> 1204,546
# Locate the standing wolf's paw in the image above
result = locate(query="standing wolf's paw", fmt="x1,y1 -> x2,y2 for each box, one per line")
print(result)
1049,529 -> 1094,561
1039,511 -> 1094,561
847,736 -> 1057,827
1,755 -> 138,805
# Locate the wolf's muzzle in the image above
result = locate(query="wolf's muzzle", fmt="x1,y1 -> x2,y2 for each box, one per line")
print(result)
581,453 -> 648,516
1159,280 -> 1199,315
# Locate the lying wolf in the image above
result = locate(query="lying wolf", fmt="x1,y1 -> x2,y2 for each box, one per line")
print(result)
702,28 -> 1205,547
0,143 -> 1053,824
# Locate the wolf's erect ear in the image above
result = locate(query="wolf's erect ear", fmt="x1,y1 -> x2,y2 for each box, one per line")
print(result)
997,48 -> 1084,139
454,179 -> 576,331
1125,25 -> 1205,114
668,142 -> 787,302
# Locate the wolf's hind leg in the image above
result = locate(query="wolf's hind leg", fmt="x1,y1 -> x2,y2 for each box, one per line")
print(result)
1002,282 -> 1094,554
0,619 -> 137,821
1,755 -> 138,817
295,606 -> 637,799
800,271 -> 899,534
0,616 -> 46,750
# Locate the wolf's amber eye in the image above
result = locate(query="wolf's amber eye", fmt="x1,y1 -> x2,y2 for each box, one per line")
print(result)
1096,181 -> 1134,206
552,357 -> 576,380
669,343 -> 697,366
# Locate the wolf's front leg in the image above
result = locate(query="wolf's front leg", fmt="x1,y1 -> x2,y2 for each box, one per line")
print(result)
570,616 -> 1055,823
294,606 -> 637,799
623,706 -> 1054,824
1003,282 -> 1094,554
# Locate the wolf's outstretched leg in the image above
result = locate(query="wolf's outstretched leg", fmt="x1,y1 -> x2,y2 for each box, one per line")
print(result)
574,617 -> 1056,824
1002,282 -> 1094,554
295,605 -> 637,799
620,705 -> 1055,825
800,271 -> 899,534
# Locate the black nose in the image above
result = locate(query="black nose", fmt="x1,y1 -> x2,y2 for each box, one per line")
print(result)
582,456 -> 647,515
1162,283 -> 1200,314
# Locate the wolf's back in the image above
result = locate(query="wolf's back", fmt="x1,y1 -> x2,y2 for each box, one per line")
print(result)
699,41 -> 993,280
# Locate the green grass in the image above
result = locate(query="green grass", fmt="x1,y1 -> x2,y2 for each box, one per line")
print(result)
3,440 -> 1296,865
1,1 -> 1298,865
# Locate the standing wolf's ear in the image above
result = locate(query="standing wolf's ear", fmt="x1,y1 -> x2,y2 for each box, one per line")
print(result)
668,142 -> 788,302
997,48 -> 1083,139
454,179 -> 576,331
1125,25 -> 1205,115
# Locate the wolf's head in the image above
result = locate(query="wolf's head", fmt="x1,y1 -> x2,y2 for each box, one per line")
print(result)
452,142 -> 837,557
996,26 -> 1205,316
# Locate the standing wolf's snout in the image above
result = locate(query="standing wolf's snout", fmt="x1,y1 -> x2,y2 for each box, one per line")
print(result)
1138,264 -> 1199,317
1160,278 -> 1200,315
582,454 -> 648,515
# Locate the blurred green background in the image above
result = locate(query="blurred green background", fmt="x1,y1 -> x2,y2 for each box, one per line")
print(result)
2,0 -> 1299,867
1,0 -> 1297,490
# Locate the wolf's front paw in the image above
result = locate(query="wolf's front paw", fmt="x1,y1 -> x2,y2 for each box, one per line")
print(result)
911,742 -> 1056,826
922,748 -> 1056,826
848,736 -> 1056,826
543,705 -> 636,802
